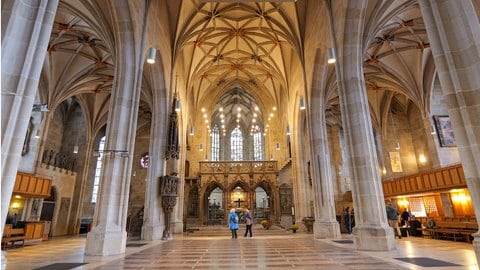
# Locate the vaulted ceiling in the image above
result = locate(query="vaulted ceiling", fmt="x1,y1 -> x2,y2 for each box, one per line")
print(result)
39,0 -> 479,137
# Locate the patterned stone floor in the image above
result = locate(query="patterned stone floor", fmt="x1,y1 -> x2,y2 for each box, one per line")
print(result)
2,227 -> 478,270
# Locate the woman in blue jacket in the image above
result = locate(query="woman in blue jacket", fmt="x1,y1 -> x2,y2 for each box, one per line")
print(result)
229,208 -> 239,239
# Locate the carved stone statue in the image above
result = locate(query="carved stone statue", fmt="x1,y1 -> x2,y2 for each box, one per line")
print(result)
160,173 -> 179,240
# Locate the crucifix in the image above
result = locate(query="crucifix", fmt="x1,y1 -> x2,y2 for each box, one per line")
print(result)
234,198 -> 244,208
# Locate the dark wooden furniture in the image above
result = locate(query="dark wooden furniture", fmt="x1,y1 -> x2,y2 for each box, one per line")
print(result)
2,224 -> 26,249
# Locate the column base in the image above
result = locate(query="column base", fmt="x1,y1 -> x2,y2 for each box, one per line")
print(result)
162,231 -> 173,240
2,250 -> 7,269
172,220 -> 184,234
353,224 -> 396,251
142,223 -> 164,241
313,220 -> 341,239
472,232 -> 480,264
85,226 -> 126,256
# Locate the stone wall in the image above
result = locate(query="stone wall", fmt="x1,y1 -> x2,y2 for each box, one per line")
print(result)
430,77 -> 460,166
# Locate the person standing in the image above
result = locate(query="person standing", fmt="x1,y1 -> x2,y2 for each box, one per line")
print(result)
386,202 -> 401,239
344,206 -> 352,234
229,208 -> 239,239
244,209 -> 253,237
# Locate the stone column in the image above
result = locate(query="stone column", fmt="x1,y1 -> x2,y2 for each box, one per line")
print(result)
420,116 -> 440,169
1,0 -> 58,235
142,72 -> 168,240
68,134 -> 95,235
328,125 -> 346,197
308,46 -> 341,239
373,129 -> 385,176
161,96 -> 181,240
334,1 -> 395,251
419,0 -> 480,261
84,2 -> 143,256
309,102 -> 341,239
292,140 -> 311,220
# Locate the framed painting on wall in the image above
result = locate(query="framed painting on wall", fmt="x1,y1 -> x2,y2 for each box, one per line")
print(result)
433,115 -> 457,147
389,151 -> 403,172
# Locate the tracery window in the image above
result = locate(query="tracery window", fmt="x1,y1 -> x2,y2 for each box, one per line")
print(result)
253,125 -> 263,160
231,127 -> 243,161
92,136 -> 105,203
211,125 -> 220,161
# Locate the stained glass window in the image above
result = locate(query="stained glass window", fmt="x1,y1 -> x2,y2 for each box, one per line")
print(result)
231,127 -> 243,160
211,125 -> 220,161
253,125 -> 263,160
92,136 -> 105,203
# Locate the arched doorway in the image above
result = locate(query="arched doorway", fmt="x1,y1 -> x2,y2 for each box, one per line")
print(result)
205,186 -> 224,225
254,186 -> 270,220
187,187 -> 199,219
40,187 -> 56,223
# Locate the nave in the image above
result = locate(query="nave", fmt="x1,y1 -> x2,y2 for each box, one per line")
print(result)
3,226 -> 477,270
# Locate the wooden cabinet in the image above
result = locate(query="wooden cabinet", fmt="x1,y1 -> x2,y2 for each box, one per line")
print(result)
24,222 -> 45,240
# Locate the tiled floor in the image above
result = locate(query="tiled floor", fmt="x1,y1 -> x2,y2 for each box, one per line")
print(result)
2,226 -> 478,270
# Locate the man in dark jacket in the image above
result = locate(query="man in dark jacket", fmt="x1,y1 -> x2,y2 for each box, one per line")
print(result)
386,202 -> 401,239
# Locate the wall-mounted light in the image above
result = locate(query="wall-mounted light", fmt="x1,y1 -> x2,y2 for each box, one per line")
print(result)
11,202 -> 19,209
73,146 -> 79,154
199,144 -> 203,151
276,143 -> 280,150
146,47 -> 156,64
299,98 -> 306,110
286,124 -> 291,135
382,167 -> 387,175
395,141 -> 401,150
419,154 -> 427,164
35,129 -> 40,138
430,125 -> 436,134
189,127 -> 195,136
327,47 -> 336,64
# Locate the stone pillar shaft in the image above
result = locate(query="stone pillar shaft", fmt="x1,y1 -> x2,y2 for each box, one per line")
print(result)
1,0 -> 58,234
309,49 -> 341,238
419,0 -> 480,262
309,108 -> 341,239
291,128 -> 312,220
142,100 -> 168,240
85,2 -> 143,255
335,0 -> 395,251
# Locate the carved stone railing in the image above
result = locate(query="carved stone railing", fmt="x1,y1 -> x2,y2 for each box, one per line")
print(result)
199,160 -> 278,175
41,149 -> 77,173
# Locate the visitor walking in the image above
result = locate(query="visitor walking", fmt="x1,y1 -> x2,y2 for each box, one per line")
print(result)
229,208 -> 239,239
386,202 -> 401,239
244,209 -> 253,237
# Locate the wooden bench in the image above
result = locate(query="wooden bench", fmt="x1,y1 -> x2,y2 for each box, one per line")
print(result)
428,221 -> 477,243
2,224 -> 26,249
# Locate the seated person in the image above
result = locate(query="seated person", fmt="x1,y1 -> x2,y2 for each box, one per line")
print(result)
426,218 -> 436,229
408,215 -> 422,236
